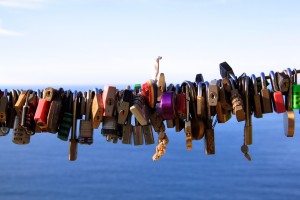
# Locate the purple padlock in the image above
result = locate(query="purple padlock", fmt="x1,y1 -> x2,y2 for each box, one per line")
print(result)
160,91 -> 176,120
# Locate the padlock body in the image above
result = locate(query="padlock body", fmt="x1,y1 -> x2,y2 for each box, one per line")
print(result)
57,112 -> 73,141
204,128 -> 215,155
292,85 -> 300,109
92,93 -> 104,128
143,124 -> 154,145
175,93 -> 186,119
12,116 -> 30,145
122,124 -> 133,144
141,80 -> 157,108
79,120 -> 93,144
47,100 -> 62,133
0,96 -> 8,123
34,99 -> 51,128
184,120 -> 192,150
102,86 -> 116,117
261,88 -> 273,113
253,94 -> 263,118
272,91 -> 286,113
133,125 -> 143,145
160,92 -> 176,120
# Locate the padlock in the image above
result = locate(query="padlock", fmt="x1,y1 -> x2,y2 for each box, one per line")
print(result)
166,83 -> 175,92
157,73 -> 166,102
141,79 -> 157,109
243,76 -> 252,145
79,90 -> 94,145
12,115 -> 30,144
102,116 -> 121,144
92,89 -> 104,128
6,90 -> 18,128
182,80 -> 204,140
117,89 -> 132,125
143,123 -> 155,145
292,69 -> 300,109
283,68 -> 295,137
43,87 -> 55,102
130,94 -> 150,126
229,78 -> 245,122
34,93 -> 51,130
197,82 -> 206,118
0,89 -> 8,123
183,84 -> 192,150
204,82 -> 215,155
216,81 -> 231,123
160,91 -> 176,120
208,79 -> 219,106
15,90 -> 27,117
175,83 -> 187,120
174,84 -> 185,132
260,72 -> 273,114
251,74 -> 263,118
47,93 -> 63,133
150,107 -> 164,132
219,78 -> 232,111
276,71 -> 290,93
57,91 -> 73,141
69,91 -> 82,161
219,61 -> 237,80
133,118 -> 143,145
122,113 -> 133,144
269,70 -> 286,113
102,86 -> 117,117
133,84 -> 141,95
21,90 -> 36,135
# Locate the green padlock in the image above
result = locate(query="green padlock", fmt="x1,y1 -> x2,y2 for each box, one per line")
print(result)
292,69 -> 300,109
57,91 -> 73,141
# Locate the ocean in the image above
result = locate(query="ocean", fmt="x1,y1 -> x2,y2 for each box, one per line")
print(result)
0,86 -> 300,200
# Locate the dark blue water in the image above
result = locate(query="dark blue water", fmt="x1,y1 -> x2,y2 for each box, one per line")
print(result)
1,86 -> 300,200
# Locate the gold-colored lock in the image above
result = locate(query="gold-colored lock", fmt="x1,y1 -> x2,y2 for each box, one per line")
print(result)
15,90 -> 27,117
92,89 -> 104,129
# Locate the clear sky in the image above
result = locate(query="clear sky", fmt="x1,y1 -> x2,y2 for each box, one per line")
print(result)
0,0 -> 299,86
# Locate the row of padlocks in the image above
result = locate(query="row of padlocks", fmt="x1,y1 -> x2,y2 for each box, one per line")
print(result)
0,57 -> 299,161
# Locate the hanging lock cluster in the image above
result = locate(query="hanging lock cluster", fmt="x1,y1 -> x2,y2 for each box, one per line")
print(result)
0,57 -> 299,162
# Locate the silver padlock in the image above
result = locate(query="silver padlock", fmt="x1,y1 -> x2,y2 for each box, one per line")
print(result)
79,90 -> 93,145
208,79 -> 219,106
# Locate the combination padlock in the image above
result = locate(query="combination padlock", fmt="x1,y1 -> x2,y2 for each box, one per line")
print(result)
12,115 -> 30,145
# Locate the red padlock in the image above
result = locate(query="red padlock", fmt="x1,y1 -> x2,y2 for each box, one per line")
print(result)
34,98 -> 51,129
270,71 -> 286,113
175,84 -> 186,119
141,79 -> 157,109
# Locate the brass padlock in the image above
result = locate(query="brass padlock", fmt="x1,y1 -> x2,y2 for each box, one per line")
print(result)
12,115 -> 30,145
143,123 -> 155,145
283,68 -> 295,137
122,113 -> 133,144
103,86 -> 117,117
0,89 -> 8,123
230,79 -> 245,122
133,118 -> 143,145
43,87 -> 56,102
204,82 -> 215,155
183,84 -> 192,150
117,89 -> 132,125
157,73 -> 166,102
92,89 -> 104,129
243,76 -> 252,145
47,92 -> 63,133
15,90 -> 27,117
197,82 -> 206,119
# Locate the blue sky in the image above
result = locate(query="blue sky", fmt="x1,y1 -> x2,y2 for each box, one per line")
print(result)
0,0 -> 299,86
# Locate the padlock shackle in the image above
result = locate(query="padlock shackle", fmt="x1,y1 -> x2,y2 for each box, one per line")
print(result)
293,68 -> 298,84
243,76 -> 251,126
204,81 -> 211,118
251,74 -> 258,95
229,78 -> 236,90
269,70 -> 279,92
24,90 -> 33,106
182,80 -> 198,120
197,82 -> 204,97
260,72 -> 267,89
284,68 -> 293,110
